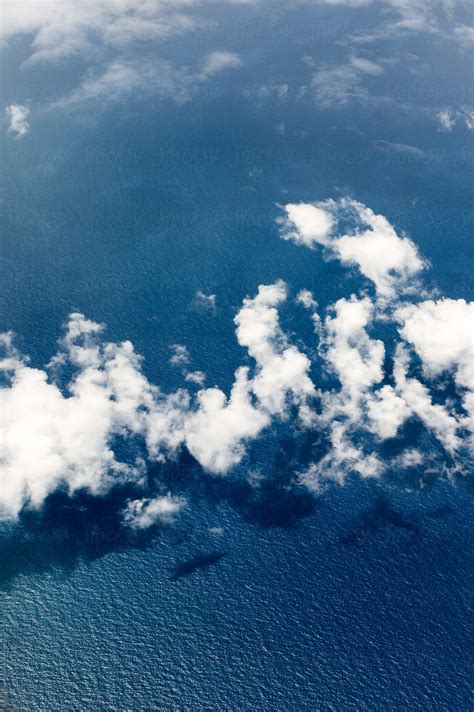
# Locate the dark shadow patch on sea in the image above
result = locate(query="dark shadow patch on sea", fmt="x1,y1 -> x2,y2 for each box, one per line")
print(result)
169,551 -> 227,581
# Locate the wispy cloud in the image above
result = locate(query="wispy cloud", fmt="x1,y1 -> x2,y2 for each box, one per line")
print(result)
200,51 -> 242,77
48,51 -> 242,111
0,0 -> 205,66
307,55 -> 384,108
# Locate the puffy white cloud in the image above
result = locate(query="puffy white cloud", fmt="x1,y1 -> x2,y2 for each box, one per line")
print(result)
296,289 -> 318,311
396,298 -> 474,439
393,344 -> 461,452
185,370 -> 206,385
184,280 -> 317,473
0,282 -> 317,519
302,295 -> 387,484
300,421 -> 383,493
1,196 -> 472,521
279,197 -> 425,299
234,281 -> 316,416
0,315 -> 152,519
396,448 -> 424,468
185,367 -> 270,474
323,296 -> 384,412
5,104 -> 30,138
123,494 -> 185,529
332,200 -> 425,299
367,385 -> 410,439
278,203 -> 334,248
396,299 -> 474,391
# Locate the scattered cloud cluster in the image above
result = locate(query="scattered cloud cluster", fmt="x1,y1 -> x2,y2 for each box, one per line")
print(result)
3,0 -> 472,127
436,107 -> 474,131
1,198 -> 472,523
0,281 -> 315,520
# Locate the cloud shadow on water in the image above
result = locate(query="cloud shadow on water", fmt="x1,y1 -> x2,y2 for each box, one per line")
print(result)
169,551 -> 227,581
0,485 -> 191,591
339,495 -> 421,546
0,433 -> 319,588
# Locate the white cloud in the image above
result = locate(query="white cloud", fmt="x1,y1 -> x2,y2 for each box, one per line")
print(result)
396,448 -> 424,468
170,344 -> 189,367
321,296 -> 385,422
296,289 -> 318,310
396,298 -> 474,437
5,104 -> 30,138
396,299 -> 474,389
50,58 -> 197,109
301,422 -> 383,493
367,384 -> 410,439
278,203 -> 334,248
185,370 -> 206,385
185,367 -> 270,473
1,3 -> 243,112
349,56 -> 384,75
393,344 -> 461,452
1,197 -> 472,520
243,82 -> 290,102
123,494 -> 185,529
0,315 -> 152,519
194,290 -> 217,312
234,281 -> 316,416
348,1 -> 465,43
453,24 -> 474,47
332,201 -> 425,299
149,281 -> 317,475
372,140 -> 425,160
306,51 -> 384,108
0,1 -> 203,66
437,108 -> 456,131
279,197 -> 425,300
309,64 -> 369,107
0,282 -> 315,518
436,107 -> 474,131
200,51 -> 242,77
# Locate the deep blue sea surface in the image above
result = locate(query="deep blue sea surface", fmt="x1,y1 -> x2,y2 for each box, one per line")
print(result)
1,3 -> 473,710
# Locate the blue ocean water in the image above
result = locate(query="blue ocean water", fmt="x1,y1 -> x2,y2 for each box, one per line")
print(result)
2,477 -> 473,710
1,4 -> 473,710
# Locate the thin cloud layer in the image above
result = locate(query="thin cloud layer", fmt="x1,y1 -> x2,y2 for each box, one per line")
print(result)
0,1 -> 204,66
